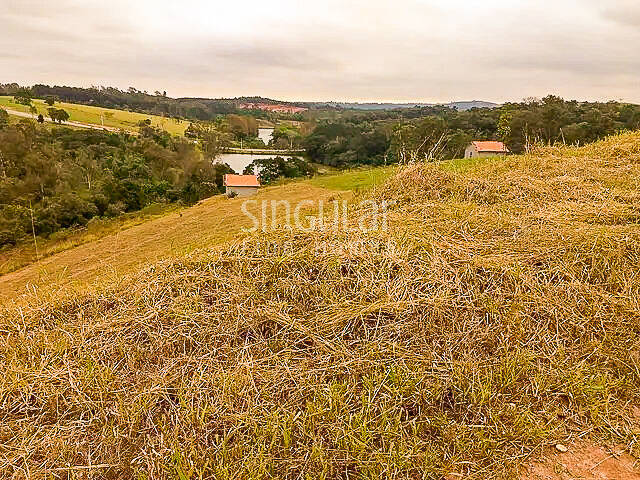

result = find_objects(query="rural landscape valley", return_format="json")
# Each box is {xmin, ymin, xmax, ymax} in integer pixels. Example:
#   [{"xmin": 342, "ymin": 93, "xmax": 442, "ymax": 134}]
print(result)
[{"xmin": 2, "ymin": 1, "xmax": 640, "ymax": 479}]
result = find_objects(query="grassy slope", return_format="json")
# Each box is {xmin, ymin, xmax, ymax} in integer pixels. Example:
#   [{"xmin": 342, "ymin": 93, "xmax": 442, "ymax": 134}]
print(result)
[
  {"xmin": 0, "ymin": 167, "xmax": 393, "ymax": 298},
  {"xmin": 310, "ymin": 165, "xmax": 397, "ymax": 191},
  {"xmin": 0, "ymin": 96, "xmax": 188, "ymax": 135},
  {"xmin": 0, "ymin": 180, "xmax": 359, "ymax": 301},
  {"xmin": 0, "ymin": 203, "xmax": 184, "ymax": 277},
  {"xmin": 1, "ymin": 136, "xmax": 640, "ymax": 478}
]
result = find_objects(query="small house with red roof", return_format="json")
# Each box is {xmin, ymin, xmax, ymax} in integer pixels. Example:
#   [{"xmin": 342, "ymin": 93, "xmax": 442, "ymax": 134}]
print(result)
[
  {"xmin": 224, "ymin": 174, "xmax": 260, "ymax": 197},
  {"xmin": 465, "ymin": 141, "xmax": 510, "ymax": 159}
]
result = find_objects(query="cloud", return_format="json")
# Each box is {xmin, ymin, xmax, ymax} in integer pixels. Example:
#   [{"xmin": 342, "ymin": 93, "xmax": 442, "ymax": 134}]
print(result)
[
  {"xmin": 0, "ymin": 0, "xmax": 639, "ymax": 103},
  {"xmin": 598, "ymin": 0, "xmax": 640, "ymax": 27}
]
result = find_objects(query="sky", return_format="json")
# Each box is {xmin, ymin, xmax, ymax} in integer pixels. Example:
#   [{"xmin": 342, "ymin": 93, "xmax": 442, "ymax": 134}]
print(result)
[{"xmin": 1, "ymin": 0, "xmax": 639, "ymax": 103}]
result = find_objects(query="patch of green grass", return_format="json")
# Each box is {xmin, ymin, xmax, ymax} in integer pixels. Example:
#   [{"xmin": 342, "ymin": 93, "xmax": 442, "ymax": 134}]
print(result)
[
  {"xmin": 439, "ymin": 155, "xmax": 503, "ymax": 172},
  {"xmin": 309, "ymin": 165, "xmax": 397, "ymax": 191}
]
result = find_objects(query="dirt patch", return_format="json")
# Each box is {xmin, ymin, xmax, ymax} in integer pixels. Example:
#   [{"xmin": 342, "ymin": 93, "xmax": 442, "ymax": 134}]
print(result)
[{"xmin": 522, "ymin": 444, "xmax": 640, "ymax": 480}]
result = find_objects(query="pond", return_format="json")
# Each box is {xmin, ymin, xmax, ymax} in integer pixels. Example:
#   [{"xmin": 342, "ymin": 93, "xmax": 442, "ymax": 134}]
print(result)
[{"xmin": 257, "ymin": 128, "xmax": 274, "ymax": 146}]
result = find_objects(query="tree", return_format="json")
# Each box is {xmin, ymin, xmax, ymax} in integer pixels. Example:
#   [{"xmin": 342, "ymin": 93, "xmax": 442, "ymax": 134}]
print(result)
[
  {"xmin": 390, "ymin": 117, "xmax": 449, "ymax": 163},
  {"xmin": 48, "ymin": 108, "xmax": 70, "ymax": 123},
  {"xmin": 184, "ymin": 123, "xmax": 233, "ymax": 159},
  {"xmin": 243, "ymin": 156, "xmax": 316, "ymax": 183},
  {"xmin": 13, "ymin": 88, "xmax": 32, "ymax": 106},
  {"xmin": 37, "ymin": 114, "xmax": 44, "ymax": 124},
  {"xmin": 44, "ymin": 96, "xmax": 56, "ymax": 106},
  {"xmin": 497, "ymin": 111, "xmax": 513, "ymax": 144}
]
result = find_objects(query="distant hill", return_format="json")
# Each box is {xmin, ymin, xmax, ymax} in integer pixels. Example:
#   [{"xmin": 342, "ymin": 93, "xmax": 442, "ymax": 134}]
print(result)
[{"xmin": 306, "ymin": 100, "xmax": 500, "ymax": 111}]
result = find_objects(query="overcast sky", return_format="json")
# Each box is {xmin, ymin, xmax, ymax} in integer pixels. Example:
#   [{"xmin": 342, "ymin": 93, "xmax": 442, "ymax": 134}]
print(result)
[{"xmin": 1, "ymin": 0, "xmax": 639, "ymax": 103}]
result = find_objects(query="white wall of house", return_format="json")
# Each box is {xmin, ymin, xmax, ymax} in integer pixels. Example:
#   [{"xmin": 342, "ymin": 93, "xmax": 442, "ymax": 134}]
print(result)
[
  {"xmin": 226, "ymin": 186, "xmax": 259, "ymax": 197},
  {"xmin": 464, "ymin": 144, "xmax": 478, "ymax": 158},
  {"xmin": 464, "ymin": 145, "xmax": 507, "ymax": 159}
]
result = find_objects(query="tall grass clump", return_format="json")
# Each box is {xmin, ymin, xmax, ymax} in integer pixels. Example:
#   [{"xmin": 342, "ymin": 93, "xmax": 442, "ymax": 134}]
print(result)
[{"xmin": 1, "ymin": 132, "xmax": 640, "ymax": 478}]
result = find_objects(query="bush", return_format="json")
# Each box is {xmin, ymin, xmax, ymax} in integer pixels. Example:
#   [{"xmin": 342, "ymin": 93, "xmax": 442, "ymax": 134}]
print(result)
[
  {"xmin": 0, "ymin": 205, "xmax": 31, "ymax": 245},
  {"xmin": 0, "ymin": 108, "xmax": 9, "ymax": 129},
  {"xmin": 105, "ymin": 201, "xmax": 126, "ymax": 218}
]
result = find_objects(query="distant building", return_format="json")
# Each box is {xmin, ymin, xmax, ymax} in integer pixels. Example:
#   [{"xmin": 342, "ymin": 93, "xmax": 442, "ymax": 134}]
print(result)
[
  {"xmin": 465, "ymin": 141, "xmax": 510, "ymax": 158},
  {"xmin": 237, "ymin": 102, "xmax": 307, "ymax": 114},
  {"xmin": 224, "ymin": 174, "xmax": 260, "ymax": 197}
]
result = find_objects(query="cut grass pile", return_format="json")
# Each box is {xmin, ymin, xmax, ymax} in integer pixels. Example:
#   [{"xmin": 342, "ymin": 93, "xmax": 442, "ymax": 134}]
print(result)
[
  {"xmin": 1, "ymin": 133, "xmax": 640, "ymax": 478},
  {"xmin": 0, "ymin": 96, "xmax": 188, "ymax": 135}
]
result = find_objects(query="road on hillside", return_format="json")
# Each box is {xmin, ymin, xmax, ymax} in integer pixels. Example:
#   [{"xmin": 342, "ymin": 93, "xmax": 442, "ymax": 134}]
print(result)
[{"xmin": 4, "ymin": 108, "xmax": 136, "ymax": 134}]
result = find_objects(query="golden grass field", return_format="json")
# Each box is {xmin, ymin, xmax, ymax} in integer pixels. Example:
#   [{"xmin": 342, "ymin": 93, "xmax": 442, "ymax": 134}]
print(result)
[
  {"xmin": 1, "ymin": 134, "xmax": 640, "ymax": 478},
  {"xmin": 0, "ymin": 96, "xmax": 189, "ymax": 135}
]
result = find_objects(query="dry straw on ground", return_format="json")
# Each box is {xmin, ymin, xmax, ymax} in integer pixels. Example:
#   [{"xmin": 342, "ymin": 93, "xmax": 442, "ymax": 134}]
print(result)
[{"xmin": 1, "ymin": 133, "xmax": 640, "ymax": 478}]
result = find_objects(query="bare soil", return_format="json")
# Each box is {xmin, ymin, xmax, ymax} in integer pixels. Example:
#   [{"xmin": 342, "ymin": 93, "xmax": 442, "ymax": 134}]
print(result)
[{"xmin": 522, "ymin": 443, "xmax": 640, "ymax": 480}]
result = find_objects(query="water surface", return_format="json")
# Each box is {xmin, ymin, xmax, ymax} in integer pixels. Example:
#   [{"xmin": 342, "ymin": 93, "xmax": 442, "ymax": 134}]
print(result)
[{"xmin": 258, "ymin": 128, "xmax": 274, "ymax": 145}]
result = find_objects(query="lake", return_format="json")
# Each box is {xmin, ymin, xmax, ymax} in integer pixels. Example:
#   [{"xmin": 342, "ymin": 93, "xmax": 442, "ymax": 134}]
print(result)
[
  {"xmin": 215, "ymin": 153, "xmax": 294, "ymax": 174},
  {"xmin": 258, "ymin": 128, "xmax": 274, "ymax": 145}
]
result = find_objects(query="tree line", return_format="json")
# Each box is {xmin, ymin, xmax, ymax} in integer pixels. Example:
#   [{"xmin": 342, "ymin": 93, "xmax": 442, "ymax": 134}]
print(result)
[
  {"xmin": 303, "ymin": 96, "xmax": 640, "ymax": 167},
  {"xmin": 0, "ymin": 83, "xmax": 307, "ymax": 123}
]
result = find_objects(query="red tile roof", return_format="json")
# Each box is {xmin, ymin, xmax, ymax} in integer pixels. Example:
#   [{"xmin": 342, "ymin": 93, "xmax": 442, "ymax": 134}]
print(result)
[
  {"xmin": 237, "ymin": 102, "xmax": 307, "ymax": 114},
  {"xmin": 472, "ymin": 141, "xmax": 509, "ymax": 153},
  {"xmin": 224, "ymin": 174, "xmax": 260, "ymax": 187}
]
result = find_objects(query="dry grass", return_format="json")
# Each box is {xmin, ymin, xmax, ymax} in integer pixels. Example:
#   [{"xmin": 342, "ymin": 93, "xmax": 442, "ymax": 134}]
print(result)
[
  {"xmin": 0, "ymin": 183, "xmax": 343, "ymax": 301},
  {"xmin": 0, "ymin": 204, "xmax": 184, "ymax": 277},
  {"xmin": 1, "ymin": 133, "xmax": 640, "ymax": 478}
]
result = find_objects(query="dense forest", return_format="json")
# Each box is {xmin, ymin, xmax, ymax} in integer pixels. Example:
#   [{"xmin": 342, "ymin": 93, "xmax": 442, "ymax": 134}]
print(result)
[
  {"xmin": 0, "ymin": 116, "xmax": 232, "ymax": 246},
  {"xmin": 304, "ymin": 96, "xmax": 640, "ymax": 166}
]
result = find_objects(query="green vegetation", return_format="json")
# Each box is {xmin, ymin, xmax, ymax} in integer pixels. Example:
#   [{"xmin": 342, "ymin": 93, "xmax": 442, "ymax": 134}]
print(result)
[
  {"xmin": 7, "ymin": 83, "xmax": 639, "ymax": 175},
  {"xmin": 304, "ymin": 96, "xmax": 640, "ymax": 167},
  {"xmin": 243, "ymin": 156, "xmax": 316, "ymax": 183},
  {"xmin": 304, "ymin": 120, "xmax": 391, "ymax": 167},
  {"xmin": 0, "ymin": 202, "xmax": 182, "ymax": 275},
  {"xmin": 0, "ymin": 120, "xmax": 232, "ymax": 247},
  {"xmin": 0, "ymin": 96, "xmax": 189, "ymax": 135},
  {"xmin": 1, "ymin": 132, "xmax": 639, "ymax": 477},
  {"xmin": 47, "ymin": 107, "xmax": 69, "ymax": 123},
  {"xmin": 12, "ymin": 88, "xmax": 32, "ymax": 106},
  {"xmin": 185, "ymin": 115, "xmax": 265, "ymax": 148},
  {"xmin": 270, "ymin": 123, "xmax": 306, "ymax": 149},
  {"xmin": 0, "ymin": 83, "xmax": 308, "ymax": 124},
  {"xmin": 0, "ymin": 166, "xmax": 387, "ymax": 277},
  {"xmin": 0, "ymin": 182, "xmax": 343, "ymax": 299},
  {"xmin": 309, "ymin": 165, "xmax": 396, "ymax": 191}
]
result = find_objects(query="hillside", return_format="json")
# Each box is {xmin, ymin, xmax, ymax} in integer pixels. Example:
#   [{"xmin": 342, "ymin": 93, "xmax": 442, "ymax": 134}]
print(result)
[
  {"xmin": 0, "ymin": 168, "xmax": 394, "ymax": 300},
  {"xmin": 1, "ymin": 134, "xmax": 640, "ymax": 478},
  {"xmin": 0, "ymin": 183, "xmax": 348, "ymax": 301},
  {"xmin": 311, "ymin": 100, "xmax": 500, "ymax": 111},
  {"xmin": 0, "ymin": 96, "xmax": 189, "ymax": 135}
]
